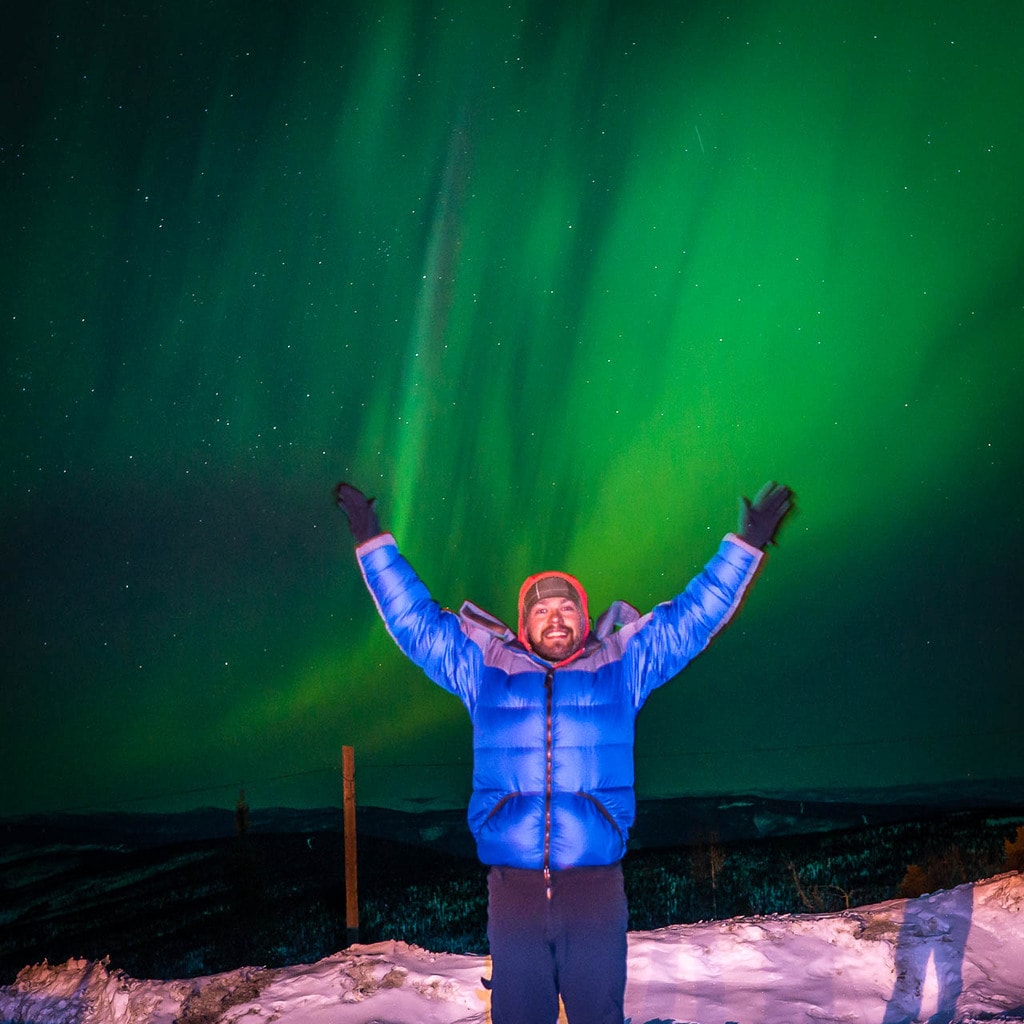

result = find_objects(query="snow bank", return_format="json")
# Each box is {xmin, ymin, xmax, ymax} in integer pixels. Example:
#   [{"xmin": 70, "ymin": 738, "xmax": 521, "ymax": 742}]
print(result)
[{"xmin": 2, "ymin": 873, "xmax": 1021, "ymax": 1024}]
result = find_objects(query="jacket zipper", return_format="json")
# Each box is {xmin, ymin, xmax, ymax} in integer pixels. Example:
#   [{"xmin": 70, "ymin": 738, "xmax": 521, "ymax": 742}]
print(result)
[{"xmin": 543, "ymin": 666, "xmax": 554, "ymax": 900}]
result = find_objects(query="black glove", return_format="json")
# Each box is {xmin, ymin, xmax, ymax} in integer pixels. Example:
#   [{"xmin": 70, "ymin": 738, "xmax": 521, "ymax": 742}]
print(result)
[
  {"xmin": 335, "ymin": 482, "xmax": 382, "ymax": 544},
  {"xmin": 739, "ymin": 481, "xmax": 794, "ymax": 549}
]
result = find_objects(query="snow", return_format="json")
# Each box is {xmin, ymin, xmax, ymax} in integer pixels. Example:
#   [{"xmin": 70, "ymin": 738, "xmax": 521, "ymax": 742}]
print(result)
[{"xmin": 2, "ymin": 873, "xmax": 1021, "ymax": 1024}]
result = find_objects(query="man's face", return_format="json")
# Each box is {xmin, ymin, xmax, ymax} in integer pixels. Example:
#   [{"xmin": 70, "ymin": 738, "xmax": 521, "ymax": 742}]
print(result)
[{"xmin": 526, "ymin": 596, "xmax": 583, "ymax": 661}]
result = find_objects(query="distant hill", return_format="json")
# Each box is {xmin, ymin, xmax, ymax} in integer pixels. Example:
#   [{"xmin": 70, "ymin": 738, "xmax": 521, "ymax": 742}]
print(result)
[
  {"xmin": 3, "ymin": 785, "xmax": 1023, "ymax": 985},
  {"xmin": 5, "ymin": 775, "xmax": 1021, "ymax": 854}
]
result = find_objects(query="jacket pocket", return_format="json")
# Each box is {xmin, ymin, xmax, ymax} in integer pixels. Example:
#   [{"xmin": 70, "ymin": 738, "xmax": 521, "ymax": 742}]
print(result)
[
  {"xmin": 482, "ymin": 791, "xmax": 521, "ymax": 825},
  {"xmin": 578, "ymin": 791, "xmax": 625, "ymax": 840}
]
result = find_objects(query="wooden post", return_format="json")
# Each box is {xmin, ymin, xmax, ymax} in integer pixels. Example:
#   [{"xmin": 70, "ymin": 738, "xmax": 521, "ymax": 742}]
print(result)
[{"xmin": 342, "ymin": 745, "xmax": 359, "ymax": 946}]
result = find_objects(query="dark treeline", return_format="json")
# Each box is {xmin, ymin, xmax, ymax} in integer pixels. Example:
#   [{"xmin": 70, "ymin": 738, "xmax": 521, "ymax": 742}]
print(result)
[{"xmin": 2, "ymin": 809, "xmax": 1022, "ymax": 984}]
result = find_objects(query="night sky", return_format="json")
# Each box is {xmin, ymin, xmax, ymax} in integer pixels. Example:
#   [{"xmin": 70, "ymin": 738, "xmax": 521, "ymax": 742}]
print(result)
[{"xmin": 3, "ymin": 1, "xmax": 1022, "ymax": 818}]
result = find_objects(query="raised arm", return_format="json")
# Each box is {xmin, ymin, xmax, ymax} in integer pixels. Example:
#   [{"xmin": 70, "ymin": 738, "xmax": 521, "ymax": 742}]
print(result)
[
  {"xmin": 335, "ymin": 482, "xmax": 481, "ymax": 704},
  {"xmin": 622, "ymin": 481, "xmax": 795, "ymax": 701}
]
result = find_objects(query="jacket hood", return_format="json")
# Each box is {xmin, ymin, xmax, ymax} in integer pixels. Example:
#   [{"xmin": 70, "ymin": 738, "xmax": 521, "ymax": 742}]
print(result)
[{"xmin": 517, "ymin": 570, "xmax": 590, "ymax": 662}]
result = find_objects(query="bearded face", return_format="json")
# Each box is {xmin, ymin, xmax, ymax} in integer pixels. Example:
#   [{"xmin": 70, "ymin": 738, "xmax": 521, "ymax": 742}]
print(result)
[{"xmin": 525, "ymin": 596, "xmax": 584, "ymax": 661}]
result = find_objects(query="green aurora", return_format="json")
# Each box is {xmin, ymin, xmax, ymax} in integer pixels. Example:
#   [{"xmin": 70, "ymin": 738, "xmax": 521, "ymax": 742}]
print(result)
[{"xmin": 2, "ymin": 0, "xmax": 1022, "ymax": 816}]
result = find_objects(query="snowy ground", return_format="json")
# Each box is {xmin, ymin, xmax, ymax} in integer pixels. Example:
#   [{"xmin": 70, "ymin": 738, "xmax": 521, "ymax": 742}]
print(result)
[{"xmin": 2, "ymin": 872, "xmax": 1021, "ymax": 1024}]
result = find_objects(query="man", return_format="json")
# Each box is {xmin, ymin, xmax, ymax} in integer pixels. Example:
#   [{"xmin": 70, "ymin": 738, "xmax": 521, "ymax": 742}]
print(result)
[{"xmin": 336, "ymin": 480, "xmax": 794, "ymax": 1024}]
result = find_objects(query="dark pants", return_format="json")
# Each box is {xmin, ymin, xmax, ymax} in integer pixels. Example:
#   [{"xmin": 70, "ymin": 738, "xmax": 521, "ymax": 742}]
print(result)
[{"xmin": 487, "ymin": 863, "xmax": 628, "ymax": 1024}]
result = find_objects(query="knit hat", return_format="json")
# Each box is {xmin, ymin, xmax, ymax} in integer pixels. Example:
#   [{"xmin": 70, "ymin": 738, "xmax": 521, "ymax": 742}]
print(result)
[
  {"xmin": 517, "ymin": 570, "xmax": 589, "ymax": 655},
  {"xmin": 521, "ymin": 575, "xmax": 580, "ymax": 615}
]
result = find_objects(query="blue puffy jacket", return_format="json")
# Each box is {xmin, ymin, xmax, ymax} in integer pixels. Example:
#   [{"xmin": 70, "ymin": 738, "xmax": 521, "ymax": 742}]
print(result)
[{"xmin": 356, "ymin": 532, "xmax": 763, "ymax": 871}]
